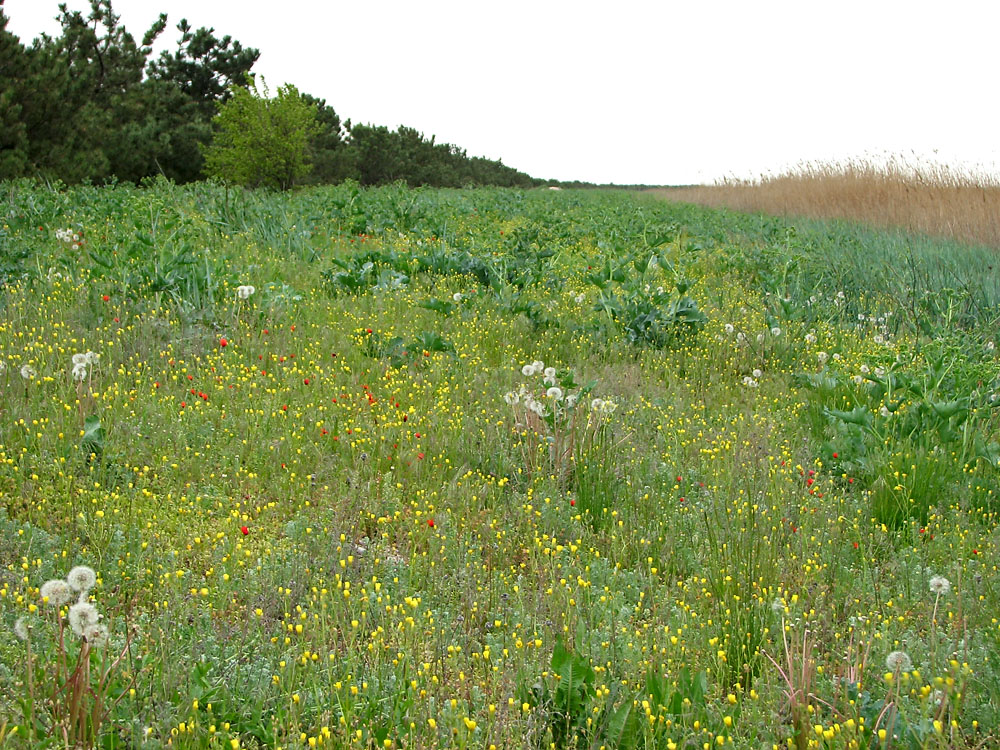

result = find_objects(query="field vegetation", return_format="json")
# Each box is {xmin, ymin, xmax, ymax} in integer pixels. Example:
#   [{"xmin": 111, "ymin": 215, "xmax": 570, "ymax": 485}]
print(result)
[
  {"xmin": 650, "ymin": 160, "xmax": 1000, "ymax": 249},
  {"xmin": 1, "ymin": 180, "xmax": 999, "ymax": 749}
]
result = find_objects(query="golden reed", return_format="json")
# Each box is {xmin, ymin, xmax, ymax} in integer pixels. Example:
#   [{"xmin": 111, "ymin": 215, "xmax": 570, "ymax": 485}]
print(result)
[{"xmin": 648, "ymin": 159, "xmax": 1000, "ymax": 249}]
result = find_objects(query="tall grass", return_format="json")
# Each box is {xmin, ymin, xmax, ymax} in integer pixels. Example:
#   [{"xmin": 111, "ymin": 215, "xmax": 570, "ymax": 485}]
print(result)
[{"xmin": 650, "ymin": 159, "xmax": 1000, "ymax": 249}]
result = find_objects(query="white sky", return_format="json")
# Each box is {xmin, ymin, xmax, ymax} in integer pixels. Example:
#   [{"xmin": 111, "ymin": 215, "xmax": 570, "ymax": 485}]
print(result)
[{"xmin": 6, "ymin": 0, "xmax": 1000, "ymax": 185}]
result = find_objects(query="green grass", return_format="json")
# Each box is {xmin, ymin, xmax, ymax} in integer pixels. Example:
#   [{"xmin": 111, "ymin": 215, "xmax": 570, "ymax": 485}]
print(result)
[{"xmin": 0, "ymin": 179, "xmax": 998, "ymax": 749}]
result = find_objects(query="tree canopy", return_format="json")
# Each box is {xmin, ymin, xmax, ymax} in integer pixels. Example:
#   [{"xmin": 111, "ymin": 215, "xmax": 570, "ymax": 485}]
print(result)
[{"xmin": 0, "ymin": 0, "xmax": 543, "ymax": 189}]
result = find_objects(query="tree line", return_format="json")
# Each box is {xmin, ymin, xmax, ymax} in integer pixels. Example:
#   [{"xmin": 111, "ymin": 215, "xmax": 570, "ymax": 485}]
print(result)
[{"xmin": 0, "ymin": 0, "xmax": 543, "ymax": 189}]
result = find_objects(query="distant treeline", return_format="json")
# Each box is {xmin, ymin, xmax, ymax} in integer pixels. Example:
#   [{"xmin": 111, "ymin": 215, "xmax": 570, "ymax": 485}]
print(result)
[{"xmin": 0, "ymin": 1, "xmax": 546, "ymax": 188}]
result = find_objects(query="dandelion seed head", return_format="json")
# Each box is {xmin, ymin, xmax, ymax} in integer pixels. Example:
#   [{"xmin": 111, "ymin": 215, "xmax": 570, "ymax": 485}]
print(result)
[
  {"xmin": 67, "ymin": 565, "xmax": 97, "ymax": 593},
  {"xmin": 13, "ymin": 617, "xmax": 31, "ymax": 641},
  {"xmin": 68, "ymin": 602, "xmax": 99, "ymax": 636},
  {"xmin": 929, "ymin": 575, "xmax": 951, "ymax": 595},
  {"xmin": 83, "ymin": 623, "xmax": 109, "ymax": 648},
  {"xmin": 40, "ymin": 579, "xmax": 72, "ymax": 607},
  {"xmin": 885, "ymin": 650, "xmax": 912, "ymax": 673}
]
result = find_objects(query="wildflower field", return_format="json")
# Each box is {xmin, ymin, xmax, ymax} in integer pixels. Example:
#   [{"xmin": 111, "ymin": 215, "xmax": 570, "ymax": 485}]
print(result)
[{"xmin": 2, "ymin": 180, "xmax": 1000, "ymax": 749}]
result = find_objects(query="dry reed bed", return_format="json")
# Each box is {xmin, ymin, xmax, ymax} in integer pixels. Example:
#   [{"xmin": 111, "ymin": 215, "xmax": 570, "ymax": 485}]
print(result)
[{"xmin": 649, "ymin": 163, "xmax": 1000, "ymax": 249}]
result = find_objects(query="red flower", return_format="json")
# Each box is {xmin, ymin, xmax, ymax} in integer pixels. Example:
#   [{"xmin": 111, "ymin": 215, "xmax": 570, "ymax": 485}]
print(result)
[
  {"xmin": 102, "ymin": 295, "xmax": 110, "ymax": 302},
  {"xmin": 427, "ymin": 519, "xmax": 434, "ymax": 527},
  {"xmin": 417, "ymin": 452, "xmax": 425, "ymax": 460},
  {"xmin": 220, "ymin": 338, "xmax": 228, "ymax": 347},
  {"xmin": 241, "ymin": 526, "xmax": 249, "ymax": 535},
  {"xmin": 303, "ymin": 378, "xmax": 310, "ymax": 385},
  {"xmin": 832, "ymin": 452, "xmax": 838, "ymax": 458},
  {"xmin": 570, "ymin": 500, "xmax": 576, "ymax": 506}
]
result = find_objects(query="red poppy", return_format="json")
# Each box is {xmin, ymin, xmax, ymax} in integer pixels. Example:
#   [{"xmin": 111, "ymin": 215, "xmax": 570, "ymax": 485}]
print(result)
[
  {"xmin": 427, "ymin": 519, "xmax": 434, "ymax": 527},
  {"xmin": 220, "ymin": 338, "xmax": 228, "ymax": 347},
  {"xmin": 241, "ymin": 526, "xmax": 249, "ymax": 536}
]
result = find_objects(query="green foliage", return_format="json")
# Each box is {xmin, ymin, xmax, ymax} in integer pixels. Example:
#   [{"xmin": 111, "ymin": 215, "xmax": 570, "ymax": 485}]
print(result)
[
  {"xmin": 589, "ymin": 247, "xmax": 708, "ymax": 348},
  {"xmin": 203, "ymin": 78, "xmax": 319, "ymax": 190},
  {"xmin": 520, "ymin": 640, "xmax": 597, "ymax": 749}
]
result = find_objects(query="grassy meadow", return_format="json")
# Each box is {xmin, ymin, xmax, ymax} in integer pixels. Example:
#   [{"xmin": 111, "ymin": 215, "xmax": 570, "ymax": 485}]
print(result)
[{"xmin": 1, "ymin": 180, "xmax": 999, "ymax": 749}]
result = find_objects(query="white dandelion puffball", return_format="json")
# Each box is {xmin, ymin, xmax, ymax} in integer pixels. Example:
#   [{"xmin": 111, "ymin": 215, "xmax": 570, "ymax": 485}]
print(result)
[
  {"xmin": 14, "ymin": 617, "xmax": 31, "ymax": 641},
  {"xmin": 565, "ymin": 394, "xmax": 578, "ymax": 408},
  {"xmin": 83, "ymin": 623, "xmax": 109, "ymax": 648},
  {"xmin": 735, "ymin": 332, "xmax": 746, "ymax": 345},
  {"xmin": 929, "ymin": 575, "xmax": 951, "ymax": 596},
  {"xmin": 724, "ymin": 323, "xmax": 734, "ymax": 334},
  {"xmin": 452, "ymin": 292, "xmax": 463, "ymax": 302},
  {"xmin": 546, "ymin": 386, "xmax": 563, "ymax": 401},
  {"xmin": 67, "ymin": 565, "xmax": 97, "ymax": 593},
  {"xmin": 521, "ymin": 364, "xmax": 536, "ymax": 377},
  {"xmin": 68, "ymin": 602, "xmax": 99, "ymax": 636},
  {"xmin": 817, "ymin": 351, "xmax": 829, "ymax": 365},
  {"xmin": 885, "ymin": 650, "xmax": 912, "ymax": 673},
  {"xmin": 805, "ymin": 332, "xmax": 817, "ymax": 345},
  {"xmin": 770, "ymin": 326, "xmax": 782, "ymax": 336},
  {"xmin": 752, "ymin": 369, "xmax": 763, "ymax": 379},
  {"xmin": 574, "ymin": 293, "xmax": 585, "ymax": 304},
  {"xmin": 236, "ymin": 284, "xmax": 256, "ymax": 300},
  {"xmin": 531, "ymin": 360, "xmax": 544, "ymax": 373},
  {"xmin": 20, "ymin": 364, "xmax": 36, "ymax": 380},
  {"xmin": 72, "ymin": 353, "xmax": 88, "ymax": 366},
  {"xmin": 543, "ymin": 367, "xmax": 556, "ymax": 380},
  {"xmin": 600, "ymin": 399, "xmax": 618, "ymax": 414},
  {"xmin": 84, "ymin": 351, "xmax": 99, "ymax": 365},
  {"xmin": 72, "ymin": 363, "xmax": 88, "ymax": 382},
  {"xmin": 590, "ymin": 398, "xmax": 605, "ymax": 412},
  {"xmin": 503, "ymin": 391, "xmax": 518, "ymax": 406},
  {"xmin": 40, "ymin": 579, "xmax": 73, "ymax": 607}
]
